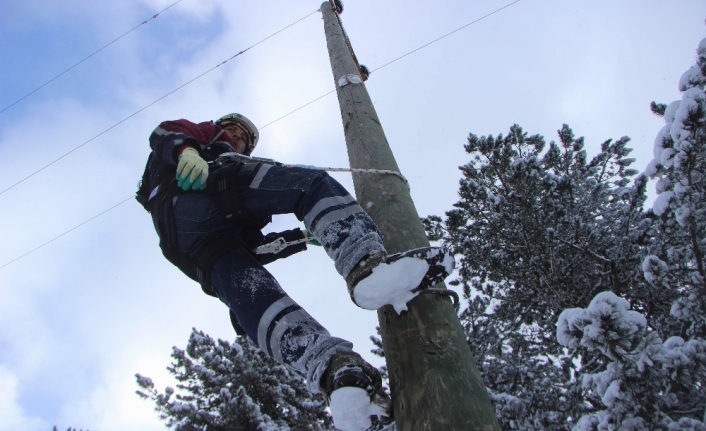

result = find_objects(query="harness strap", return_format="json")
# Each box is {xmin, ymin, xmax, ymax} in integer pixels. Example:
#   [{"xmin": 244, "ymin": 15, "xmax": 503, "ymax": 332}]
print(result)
[
  {"xmin": 151, "ymin": 162, "xmax": 269, "ymax": 297},
  {"xmin": 209, "ymin": 162, "xmax": 263, "ymax": 224}
]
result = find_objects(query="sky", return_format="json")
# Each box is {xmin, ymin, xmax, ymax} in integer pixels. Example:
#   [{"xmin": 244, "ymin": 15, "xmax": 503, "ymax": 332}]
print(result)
[{"xmin": 0, "ymin": 1, "xmax": 704, "ymax": 429}]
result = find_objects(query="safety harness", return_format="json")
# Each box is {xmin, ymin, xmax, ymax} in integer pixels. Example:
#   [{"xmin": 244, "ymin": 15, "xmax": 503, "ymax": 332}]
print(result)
[{"xmin": 145, "ymin": 160, "xmax": 270, "ymax": 298}]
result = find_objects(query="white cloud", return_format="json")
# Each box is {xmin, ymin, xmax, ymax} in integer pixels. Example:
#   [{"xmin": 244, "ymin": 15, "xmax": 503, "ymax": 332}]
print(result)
[
  {"xmin": 55, "ymin": 350, "xmax": 173, "ymax": 431},
  {"xmin": 0, "ymin": 366, "xmax": 49, "ymax": 431}
]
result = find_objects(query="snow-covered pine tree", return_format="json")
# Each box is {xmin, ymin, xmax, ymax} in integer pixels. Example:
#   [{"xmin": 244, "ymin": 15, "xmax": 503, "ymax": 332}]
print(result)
[
  {"xmin": 557, "ymin": 34, "xmax": 706, "ymax": 430},
  {"xmin": 423, "ymin": 124, "xmax": 653, "ymax": 429},
  {"xmin": 554, "ymin": 34, "xmax": 706, "ymax": 431},
  {"xmin": 136, "ymin": 328, "xmax": 335, "ymax": 431},
  {"xmin": 645, "ymin": 36, "xmax": 706, "ymax": 342},
  {"xmin": 557, "ymin": 291, "xmax": 706, "ymax": 430},
  {"xmin": 516, "ymin": 35, "xmax": 706, "ymax": 431}
]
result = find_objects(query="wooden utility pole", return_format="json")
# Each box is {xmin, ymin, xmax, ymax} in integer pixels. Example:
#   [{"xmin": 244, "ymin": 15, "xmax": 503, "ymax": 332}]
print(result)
[{"xmin": 321, "ymin": 3, "xmax": 500, "ymax": 430}]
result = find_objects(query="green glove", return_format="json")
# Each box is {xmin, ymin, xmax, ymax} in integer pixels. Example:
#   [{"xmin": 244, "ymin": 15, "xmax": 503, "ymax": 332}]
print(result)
[
  {"xmin": 176, "ymin": 148, "xmax": 208, "ymax": 191},
  {"xmin": 303, "ymin": 229, "xmax": 321, "ymax": 246}
]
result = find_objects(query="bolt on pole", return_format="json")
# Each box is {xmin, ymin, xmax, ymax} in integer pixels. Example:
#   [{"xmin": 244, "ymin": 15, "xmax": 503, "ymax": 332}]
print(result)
[{"xmin": 320, "ymin": 3, "xmax": 500, "ymax": 430}]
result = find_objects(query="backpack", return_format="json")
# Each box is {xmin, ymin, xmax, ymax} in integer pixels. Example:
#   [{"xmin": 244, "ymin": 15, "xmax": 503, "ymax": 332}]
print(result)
[{"xmin": 135, "ymin": 153, "xmax": 153, "ymax": 211}]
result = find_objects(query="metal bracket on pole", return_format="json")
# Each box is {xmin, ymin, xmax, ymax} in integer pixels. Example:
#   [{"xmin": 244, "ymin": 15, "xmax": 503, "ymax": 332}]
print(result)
[{"xmin": 338, "ymin": 74, "xmax": 363, "ymax": 87}]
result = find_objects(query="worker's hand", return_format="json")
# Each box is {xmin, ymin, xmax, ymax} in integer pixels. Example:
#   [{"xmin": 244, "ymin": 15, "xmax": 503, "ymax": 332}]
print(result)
[
  {"xmin": 303, "ymin": 229, "xmax": 321, "ymax": 246},
  {"xmin": 176, "ymin": 148, "xmax": 208, "ymax": 191}
]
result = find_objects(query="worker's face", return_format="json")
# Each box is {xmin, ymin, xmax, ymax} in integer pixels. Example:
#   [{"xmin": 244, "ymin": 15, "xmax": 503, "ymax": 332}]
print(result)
[{"xmin": 223, "ymin": 125, "xmax": 249, "ymax": 154}]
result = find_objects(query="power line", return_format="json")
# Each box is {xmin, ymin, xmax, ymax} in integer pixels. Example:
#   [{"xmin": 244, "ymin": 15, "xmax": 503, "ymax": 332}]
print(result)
[
  {"xmin": 260, "ymin": 90, "xmax": 336, "ymax": 129},
  {"xmin": 1, "ymin": 2, "xmax": 517, "ymax": 195},
  {"xmin": 256, "ymin": 1, "xmax": 521, "ymax": 128},
  {"xmin": 0, "ymin": 0, "xmax": 186, "ymax": 115},
  {"xmin": 0, "ymin": 196, "xmax": 134, "ymax": 270},
  {"xmin": 371, "ymin": 0, "xmax": 521, "ymax": 73},
  {"xmin": 0, "ymin": 2, "xmax": 521, "ymax": 270},
  {"xmin": 0, "ymin": 8, "xmax": 320, "ymax": 197}
]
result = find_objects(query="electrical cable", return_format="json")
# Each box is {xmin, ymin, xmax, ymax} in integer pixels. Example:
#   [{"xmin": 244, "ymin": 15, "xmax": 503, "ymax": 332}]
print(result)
[
  {"xmin": 0, "ymin": 8, "xmax": 319, "ymax": 197},
  {"xmin": 1, "ymin": 1, "xmax": 518, "ymax": 195},
  {"xmin": 0, "ymin": 3, "xmax": 521, "ymax": 270},
  {"xmin": 260, "ymin": 90, "xmax": 335, "ymax": 129},
  {"xmin": 370, "ymin": 1, "xmax": 521, "ymax": 73},
  {"xmin": 254, "ymin": 0, "xmax": 521, "ymax": 129},
  {"xmin": 0, "ymin": 196, "xmax": 134, "ymax": 270},
  {"xmin": 0, "ymin": 0, "xmax": 186, "ymax": 115}
]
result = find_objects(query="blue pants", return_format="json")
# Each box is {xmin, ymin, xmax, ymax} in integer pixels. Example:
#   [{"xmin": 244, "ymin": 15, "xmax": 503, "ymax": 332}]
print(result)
[{"xmin": 162, "ymin": 162, "xmax": 385, "ymax": 392}]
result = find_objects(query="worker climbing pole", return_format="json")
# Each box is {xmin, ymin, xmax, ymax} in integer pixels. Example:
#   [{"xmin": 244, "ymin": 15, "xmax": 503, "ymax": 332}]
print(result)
[{"xmin": 320, "ymin": 2, "xmax": 501, "ymax": 430}]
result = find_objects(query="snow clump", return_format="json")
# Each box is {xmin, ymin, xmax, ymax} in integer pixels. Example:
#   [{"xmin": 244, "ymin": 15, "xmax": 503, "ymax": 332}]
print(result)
[
  {"xmin": 329, "ymin": 387, "xmax": 386, "ymax": 431},
  {"xmin": 652, "ymin": 191, "xmax": 673, "ymax": 216},
  {"xmin": 642, "ymin": 255, "xmax": 669, "ymax": 284}
]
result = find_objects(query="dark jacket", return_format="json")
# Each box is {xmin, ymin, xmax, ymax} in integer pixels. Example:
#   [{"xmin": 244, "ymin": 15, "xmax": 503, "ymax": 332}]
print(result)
[
  {"xmin": 141, "ymin": 119, "xmax": 306, "ymax": 268},
  {"xmin": 147, "ymin": 119, "xmax": 236, "ymax": 194}
]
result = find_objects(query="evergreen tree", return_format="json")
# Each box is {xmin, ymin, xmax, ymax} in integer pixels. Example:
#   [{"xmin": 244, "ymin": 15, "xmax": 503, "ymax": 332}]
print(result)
[
  {"xmin": 557, "ymin": 291, "xmax": 706, "ymax": 430},
  {"xmin": 645, "ymin": 36, "xmax": 706, "ymax": 341},
  {"xmin": 424, "ymin": 122, "xmax": 651, "ymax": 429},
  {"xmin": 556, "ymin": 34, "xmax": 706, "ymax": 431},
  {"xmin": 422, "ymin": 33, "xmax": 706, "ymax": 431},
  {"xmin": 136, "ymin": 328, "xmax": 335, "ymax": 431}
]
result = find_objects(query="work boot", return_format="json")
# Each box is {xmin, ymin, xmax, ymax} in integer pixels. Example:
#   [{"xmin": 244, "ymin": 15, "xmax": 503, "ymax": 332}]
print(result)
[
  {"xmin": 346, "ymin": 246, "xmax": 455, "ymax": 313},
  {"xmin": 321, "ymin": 351, "xmax": 393, "ymax": 431},
  {"xmin": 345, "ymin": 251, "xmax": 387, "ymax": 293}
]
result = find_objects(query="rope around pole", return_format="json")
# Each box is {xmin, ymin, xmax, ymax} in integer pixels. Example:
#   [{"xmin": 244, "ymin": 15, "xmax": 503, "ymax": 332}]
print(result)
[
  {"xmin": 318, "ymin": 167, "xmax": 409, "ymax": 189},
  {"xmin": 0, "ymin": 163, "xmax": 407, "ymax": 269},
  {"xmin": 215, "ymin": 153, "xmax": 411, "ymax": 189}
]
